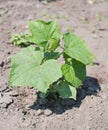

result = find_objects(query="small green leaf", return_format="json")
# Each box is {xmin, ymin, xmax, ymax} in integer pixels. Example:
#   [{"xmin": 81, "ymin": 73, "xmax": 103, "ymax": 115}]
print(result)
[
  {"xmin": 0, "ymin": 10, "xmax": 5, "ymax": 16},
  {"xmin": 12, "ymin": 33, "xmax": 31, "ymax": 46},
  {"xmin": 61, "ymin": 59, "xmax": 86, "ymax": 88},
  {"xmin": 63, "ymin": 32, "xmax": 94, "ymax": 65},
  {"xmin": 55, "ymin": 81, "xmax": 77, "ymax": 100},
  {"xmin": 29, "ymin": 20, "xmax": 60, "ymax": 51},
  {"xmin": 9, "ymin": 46, "xmax": 62, "ymax": 93},
  {"xmin": 63, "ymin": 53, "xmax": 72, "ymax": 63}
]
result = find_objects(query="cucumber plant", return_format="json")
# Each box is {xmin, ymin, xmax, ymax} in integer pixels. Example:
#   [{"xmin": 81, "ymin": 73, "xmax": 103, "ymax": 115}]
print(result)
[{"xmin": 9, "ymin": 20, "xmax": 94, "ymax": 100}]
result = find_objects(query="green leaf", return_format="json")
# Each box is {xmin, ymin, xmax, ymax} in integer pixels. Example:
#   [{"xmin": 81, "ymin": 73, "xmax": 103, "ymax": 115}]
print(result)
[
  {"xmin": 0, "ymin": 10, "xmax": 5, "ymax": 16},
  {"xmin": 29, "ymin": 20, "xmax": 60, "ymax": 51},
  {"xmin": 9, "ymin": 46, "xmax": 62, "ymax": 93},
  {"xmin": 63, "ymin": 32, "xmax": 94, "ymax": 65},
  {"xmin": 61, "ymin": 59, "xmax": 86, "ymax": 88},
  {"xmin": 63, "ymin": 53, "xmax": 72, "ymax": 63},
  {"xmin": 55, "ymin": 81, "xmax": 77, "ymax": 100},
  {"xmin": 12, "ymin": 33, "xmax": 31, "ymax": 46}
]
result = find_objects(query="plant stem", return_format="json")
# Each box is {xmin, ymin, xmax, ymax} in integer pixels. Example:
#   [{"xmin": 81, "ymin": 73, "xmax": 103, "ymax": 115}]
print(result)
[{"xmin": 50, "ymin": 85, "xmax": 58, "ymax": 100}]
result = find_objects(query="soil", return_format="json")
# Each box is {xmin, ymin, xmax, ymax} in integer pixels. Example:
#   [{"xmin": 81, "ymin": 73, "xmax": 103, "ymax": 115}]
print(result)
[{"xmin": 0, "ymin": 0, "xmax": 108, "ymax": 130}]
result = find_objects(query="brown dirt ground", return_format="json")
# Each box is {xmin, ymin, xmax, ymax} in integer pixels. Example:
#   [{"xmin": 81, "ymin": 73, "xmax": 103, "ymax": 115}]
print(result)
[{"xmin": 0, "ymin": 0, "xmax": 108, "ymax": 130}]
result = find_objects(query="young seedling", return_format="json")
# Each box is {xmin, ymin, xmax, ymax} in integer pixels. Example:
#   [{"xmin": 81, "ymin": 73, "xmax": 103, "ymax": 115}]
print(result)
[
  {"xmin": 0, "ymin": 10, "xmax": 5, "ymax": 17},
  {"xmin": 12, "ymin": 33, "xmax": 31, "ymax": 46},
  {"xmin": 96, "ymin": 13, "xmax": 103, "ymax": 21},
  {"xmin": 9, "ymin": 20, "xmax": 94, "ymax": 100}
]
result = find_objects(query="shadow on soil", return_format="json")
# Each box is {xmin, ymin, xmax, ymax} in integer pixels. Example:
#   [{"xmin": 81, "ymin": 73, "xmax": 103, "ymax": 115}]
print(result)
[{"xmin": 29, "ymin": 76, "xmax": 101, "ymax": 114}]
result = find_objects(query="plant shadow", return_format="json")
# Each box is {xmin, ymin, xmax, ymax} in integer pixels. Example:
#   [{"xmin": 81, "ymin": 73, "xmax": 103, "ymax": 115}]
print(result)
[{"xmin": 29, "ymin": 76, "xmax": 101, "ymax": 114}]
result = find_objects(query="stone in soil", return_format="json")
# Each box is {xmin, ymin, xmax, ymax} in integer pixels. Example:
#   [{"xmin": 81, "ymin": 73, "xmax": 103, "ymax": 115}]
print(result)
[
  {"xmin": 0, "ymin": 94, "xmax": 13, "ymax": 108},
  {"xmin": 44, "ymin": 109, "xmax": 53, "ymax": 116},
  {"xmin": 0, "ymin": 85, "xmax": 8, "ymax": 92},
  {"xmin": 36, "ymin": 109, "xmax": 43, "ymax": 116},
  {"xmin": 6, "ymin": 90, "xmax": 19, "ymax": 97}
]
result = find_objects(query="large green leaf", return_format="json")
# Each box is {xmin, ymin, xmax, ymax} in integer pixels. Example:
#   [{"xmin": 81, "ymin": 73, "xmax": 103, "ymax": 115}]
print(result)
[
  {"xmin": 61, "ymin": 59, "xmax": 86, "ymax": 88},
  {"xmin": 9, "ymin": 46, "xmax": 62, "ymax": 93},
  {"xmin": 29, "ymin": 20, "xmax": 60, "ymax": 51},
  {"xmin": 63, "ymin": 32, "xmax": 94, "ymax": 65},
  {"xmin": 55, "ymin": 81, "xmax": 77, "ymax": 100}
]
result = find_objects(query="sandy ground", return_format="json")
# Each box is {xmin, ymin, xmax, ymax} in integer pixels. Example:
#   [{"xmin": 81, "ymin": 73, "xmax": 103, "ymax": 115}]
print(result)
[{"xmin": 0, "ymin": 0, "xmax": 108, "ymax": 130}]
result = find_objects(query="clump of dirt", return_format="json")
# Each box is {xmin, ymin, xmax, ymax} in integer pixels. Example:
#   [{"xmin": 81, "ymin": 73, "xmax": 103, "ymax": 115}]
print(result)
[{"xmin": 0, "ymin": 0, "xmax": 108, "ymax": 130}]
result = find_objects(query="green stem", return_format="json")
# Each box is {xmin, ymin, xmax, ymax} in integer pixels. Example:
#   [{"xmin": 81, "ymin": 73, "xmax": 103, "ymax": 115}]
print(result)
[
  {"xmin": 50, "ymin": 85, "xmax": 58, "ymax": 100},
  {"xmin": 59, "ymin": 51, "xmax": 63, "ymax": 57},
  {"xmin": 50, "ymin": 50, "xmax": 54, "ymax": 59}
]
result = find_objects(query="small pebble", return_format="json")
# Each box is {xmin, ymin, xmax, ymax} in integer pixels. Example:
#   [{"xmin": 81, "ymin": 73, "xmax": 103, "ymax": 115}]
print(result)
[
  {"xmin": 0, "ymin": 94, "xmax": 13, "ymax": 108},
  {"xmin": 0, "ymin": 85, "xmax": 8, "ymax": 92},
  {"xmin": 0, "ymin": 102, "xmax": 7, "ymax": 108},
  {"xmin": 44, "ymin": 109, "xmax": 53, "ymax": 116},
  {"xmin": 6, "ymin": 90, "xmax": 19, "ymax": 97},
  {"xmin": 36, "ymin": 109, "xmax": 43, "ymax": 116}
]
